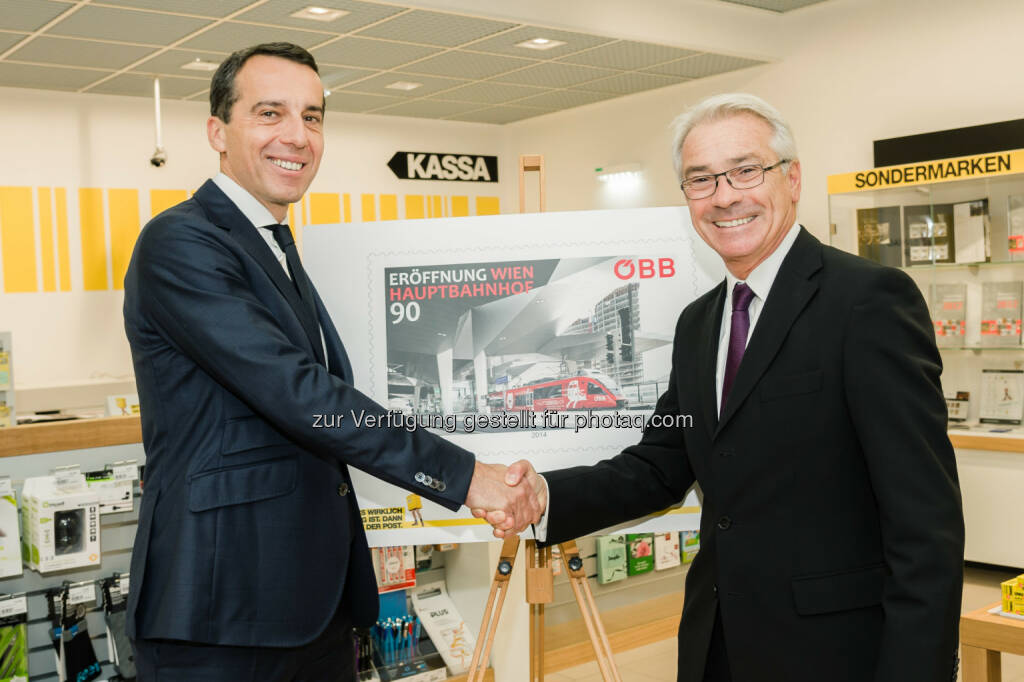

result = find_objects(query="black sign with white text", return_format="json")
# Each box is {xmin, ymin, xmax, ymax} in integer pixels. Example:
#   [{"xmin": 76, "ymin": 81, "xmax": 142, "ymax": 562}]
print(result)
[{"xmin": 387, "ymin": 151, "xmax": 498, "ymax": 183}]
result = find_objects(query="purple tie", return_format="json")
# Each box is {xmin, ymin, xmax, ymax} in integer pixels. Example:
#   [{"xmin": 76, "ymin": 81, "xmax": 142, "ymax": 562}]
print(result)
[{"xmin": 721, "ymin": 282, "xmax": 755, "ymax": 412}]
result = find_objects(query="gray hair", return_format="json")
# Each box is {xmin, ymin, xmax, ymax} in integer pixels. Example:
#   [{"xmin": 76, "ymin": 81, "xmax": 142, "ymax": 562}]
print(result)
[{"xmin": 670, "ymin": 93, "xmax": 798, "ymax": 181}]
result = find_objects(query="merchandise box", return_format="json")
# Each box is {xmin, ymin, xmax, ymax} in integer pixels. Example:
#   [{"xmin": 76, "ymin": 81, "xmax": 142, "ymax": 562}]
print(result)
[
  {"xmin": 596, "ymin": 535, "xmax": 627, "ymax": 585},
  {"xmin": 681, "ymin": 531, "xmax": 700, "ymax": 563},
  {"xmin": 855, "ymin": 206, "xmax": 902, "ymax": 267},
  {"xmin": 0, "ymin": 478, "xmax": 21, "ymax": 578},
  {"xmin": 410, "ymin": 580, "xmax": 475, "ymax": 675},
  {"xmin": 980, "ymin": 281, "xmax": 1022, "ymax": 347},
  {"xmin": 375, "ymin": 638, "xmax": 446, "ymax": 682},
  {"xmin": 654, "ymin": 532, "xmax": 681, "ymax": 571},
  {"xmin": 952, "ymin": 199, "xmax": 990, "ymax": 263},
  {"xmin": 929, "ymin": 284, "xmax": 967, "ymax": 348},
  {"xmin": 0, "ymin": 594, "xmax": 28, "ymax": 682},
  {"xmin": 105, "ymin": 393, "xmax": 140, "ymax": 417},
  {"xmin": 626, "ymin": 533, "xmax": 654, "ymax": 576},
  {"xmin": 1009, "ymin": 194, "xmax": 1024, "ymax": 259},
  {"xmin": 84, "ymin": 465, "xmax": 136, "ymax": 515},
  {"xmin": 372, "ymin": 545, "xmax": 416, "ymax": 594},
  {"xmin": 20, "ymin": 474, "xmax": 101, "ymax": 573},
  {"xmin": 0, "ymin": 333, "xmax": 11, "ymax": 429},
  {"xmin": 903, "ymin": 203, "xmax": 955, "ymax": 264}
]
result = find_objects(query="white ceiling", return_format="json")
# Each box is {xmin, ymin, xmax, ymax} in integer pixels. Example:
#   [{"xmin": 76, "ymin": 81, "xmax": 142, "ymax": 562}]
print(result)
[{"xmin": 0, "ymin": 0, "xmax": 832, "ymax": 124}]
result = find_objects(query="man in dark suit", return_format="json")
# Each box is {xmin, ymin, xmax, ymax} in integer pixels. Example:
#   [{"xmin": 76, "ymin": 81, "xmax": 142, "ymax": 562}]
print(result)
[
  {"xmin": 500, "ymin": 94, "xmax": 964, "ymax": 681},
  {"xmin": 123, "ymin": 43, "xmax": 543, "ymax": 680}
]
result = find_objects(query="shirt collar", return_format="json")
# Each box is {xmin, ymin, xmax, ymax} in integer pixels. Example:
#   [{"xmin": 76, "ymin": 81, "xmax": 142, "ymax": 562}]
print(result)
[
  {"xmin": 212, "ymin": 172, "xmax": 280, "ymax": 228},
  {"xmin": 724, "ymin": 222, "xmax": 802, "ymax": 302}
]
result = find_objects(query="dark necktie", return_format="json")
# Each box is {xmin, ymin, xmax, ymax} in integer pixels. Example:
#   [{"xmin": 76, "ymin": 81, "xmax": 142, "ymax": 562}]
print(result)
[
  {"xmin": 721, "ymin": 282, "xmax": 755, "ymax": 412},
  {"xmin": 264, "ymin": 224, "xmax": 325, "ymax": 366}
]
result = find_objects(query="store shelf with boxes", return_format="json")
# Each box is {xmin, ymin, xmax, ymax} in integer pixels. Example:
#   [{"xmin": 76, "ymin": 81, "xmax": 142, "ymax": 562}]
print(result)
[{"xmin": 828, "ymin": 149, "xmax": 1024, "ymax": 568}]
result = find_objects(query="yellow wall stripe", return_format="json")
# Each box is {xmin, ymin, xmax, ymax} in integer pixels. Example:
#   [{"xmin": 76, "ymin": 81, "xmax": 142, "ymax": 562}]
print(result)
[
  {"xmin": 309, "ymin": 192, "xmax": 340, "ymax": 224},
  {"xmin": 38, "ymin": 188, "xmax": 56, "ymax": 292},
  {"xmin": 405, "ymin": 195, "xmax": 425, "ymax": 220},
  {"xmin": 432, "ymin": 195, "xmax": 444, "ymax": 218},
  {"xmin": 150, "ymin": 189, "xmax": 187, "ymax": 217},
  {"xmin": 0, "ymin": 186, "xmax": 38, "ymax": 293},
  {"xmin": 108, "ymin": 189, "xmax": 140, "ymax": 291},
  {"xmin": 55, "ymin": 188, "xmax": 70, "ymax": 291},
  {"xmin": 380, "ymin": 194, "xmax": 397, "ymax": 221},
  {"xmin": 343, "ymin": 194, "xmax": 352, "ymax": 223},
  {"xmin": 79, "ymin": 188, "xmax": 108, "ymax": 291},
  {"xmin": 451, "ymin": 196, "xmax": 469, "ymax": 217},
  {"xmin": 361, "ymin": 194, "xmax": 376, "ymax": 222},
  {"xmin": 476, "ymin": 196, "xmax": 500, "ymax": 216}
]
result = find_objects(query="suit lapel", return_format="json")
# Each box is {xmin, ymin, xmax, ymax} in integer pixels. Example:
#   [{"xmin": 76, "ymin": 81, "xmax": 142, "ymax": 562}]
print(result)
[
  {"xmin": 714, "ymin": 228, "xmax": 822, "ymax": 437},
  {"xmin": 697, "ymin": 282, "xmax": 726, "ymax": 438},
  {"xmin": 193, "ymin": 180, "xmax": 325, "ymax": 364},
  {"xmin": 313, "ymin": 289, "xmax": 353, "ymax": 382}
]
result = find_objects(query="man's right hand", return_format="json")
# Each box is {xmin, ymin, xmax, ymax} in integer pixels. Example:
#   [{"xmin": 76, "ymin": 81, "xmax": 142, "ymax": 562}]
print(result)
[{"xmin": 464, "ymin": 460, "xmax": 545, "ymax": 539}]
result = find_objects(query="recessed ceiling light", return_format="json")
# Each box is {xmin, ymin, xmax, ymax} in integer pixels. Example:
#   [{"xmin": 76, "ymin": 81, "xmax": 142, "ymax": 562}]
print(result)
[
  {"xmin": 180, "ymin": 58, "xmax": 219, "ymax": 72},
  {"xmin": 386, "ymin": 81, "xmax": 423, "ymax": 91},
  {"xmin": 515, "ymin": 38, "xmax": 567, "ymax": 51},
  {"xmin": 290, "ymin": 6, "xmax": 350, "ymax": 22}
]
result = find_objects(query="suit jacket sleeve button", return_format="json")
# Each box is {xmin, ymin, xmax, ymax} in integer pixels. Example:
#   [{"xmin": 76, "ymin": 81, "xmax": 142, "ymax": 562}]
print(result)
[
  {"xmin": 414, "ymin": 472, "xmax": 425, "ymax": 483},
  {"xmin": 717, "ymin": 516, "xmax": 731, "ymax": 530},
  {"xmin": 437, "ymin": 481, "xmax": 446, "ymax": 492}
]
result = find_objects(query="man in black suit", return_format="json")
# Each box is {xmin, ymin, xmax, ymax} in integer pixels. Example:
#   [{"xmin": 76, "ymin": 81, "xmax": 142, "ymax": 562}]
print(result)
[
  {"xmin": 499, "ymin": 94, "xmax": 964, "ymax": 681},
  {"xmin": 123, "ymin": 43, "xmax": 543, "ymax": 680}
]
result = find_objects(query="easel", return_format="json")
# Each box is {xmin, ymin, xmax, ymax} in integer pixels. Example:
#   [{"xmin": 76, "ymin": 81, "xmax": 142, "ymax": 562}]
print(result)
[{"xmin": 466, "ymin": 156, "xmax": 622, "ymax": 682}]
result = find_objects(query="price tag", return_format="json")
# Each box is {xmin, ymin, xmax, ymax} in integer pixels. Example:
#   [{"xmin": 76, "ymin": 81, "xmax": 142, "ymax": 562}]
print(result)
[
  {"xmin": 110, "ymin": 464, "xmax": 138, "ymax": 482},
  {"xmin": 67, "ymin": 583, "xmax": 96, "ymax": 606},
  {"xmin": 0, "ymin": 476, "xmax": 12, "ymax": 495},
  {"xmin": 0, "ymin": 595, "xmax": 27, "ymax": 617},
  {"xmin": 119, "ymin": 575, "xmax": 130, "ymax": 595},
  {"xmin": 53, "ymin": 466, "xmax": 82, "ymax": 488}
]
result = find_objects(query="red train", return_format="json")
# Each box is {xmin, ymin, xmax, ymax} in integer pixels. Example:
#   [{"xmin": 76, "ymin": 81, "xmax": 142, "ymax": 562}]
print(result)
[{"xmin": 487, "ymin": 370, "xmax": 628, "ymax": 412}]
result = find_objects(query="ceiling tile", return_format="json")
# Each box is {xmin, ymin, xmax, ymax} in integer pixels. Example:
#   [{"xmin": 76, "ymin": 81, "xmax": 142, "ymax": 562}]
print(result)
[
  {"xmin": 178, "ymin": 21, "xmax": 330, "ymax": 53},
  {"xmin": 320, "ymin": 65, "xmax": 379, "ymax": 90},
  {"xmin": 0, "ymin": 0, "xmax": 74, "ymax": 32},
  {"xmin": 341, "ymin": 72, "xmax": 467, "ymax": 98},
  {"xmin": 92, "ymin": 0, "xmax": 253, "ymax": 17},
  {"xmin": 559, "ymin": 40, "xmax": 698, "ymax": 70},
  {"xmin": 9, "ymin": 36, "xmax": 158, "ymax": 70},
  {"xmin": 324, "ymin": 91, "xmax": 402, "ymax": 113},
  {"xmin": 373, "ymin": 99, "xmax": 483, "ymax": 119},
  {"xmin": 492, "ymin": 62, "xmax": 615, "ymax": 88},
  {"xmin": 447, "ymin": 106, "xmax": 546, "ymax": 124},
  {"xmin": 355, "ymin": 10, "xmax": 517, "ymax": 47},
  {"xmin": 0, "ymin": 32, "xmax": 29, "ymax": 53},
  {"xmin": 131, "ymin": 48, "xmax": 225, "ymax": 76},
  {"xmin": 576, "ymin": 71, "xmax": 688, "ymax": 95},
  {"xmin": 645, "ymin": 53, "xmax": 766, "ymax": 78},
  {"xmin": 45, "ymin": 5, "xmax": 212, "ymax": 44},
  {"xmin": 87, "ymin": 73, "xmax": 208, "ymax": 98},
  {"xmin": 511, "ymin": 89, "xmax": 615, "ymax": 111},
  {"xmin": 312, "ymin": 36, "xmax": 441, "ymax": 70},
  {"xmin": 402, "ymin": 50, "xmax": 534, "ymax": 80},
  {"xmin": 469, "ymin": 25, "xmax": 613, "ymax": 59},
  {"xmin": 425, "ymin": 81, "xmax": 548, "ymax": 105},
  {"xmin": 719, "ymin": 0, "xmax": 830, "ymax": 11},
  {"xmin": 235, "ymin": 0, "xmax": 407, "ymax": 32},
  {"xmin": 0, "ymin": 62, "xmax": 110, "ymax": 91}
]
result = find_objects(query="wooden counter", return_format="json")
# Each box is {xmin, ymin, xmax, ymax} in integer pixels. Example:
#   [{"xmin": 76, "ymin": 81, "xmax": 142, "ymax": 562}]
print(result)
[
  {"xmin": 0, "ymin": 415, "xmax": 141, "ymax": 458},
  {"xmin": 960, "ymin": 602, "xmax": 1024, "ymax": 681},
  {"xmin": 950, "ymin": 432, "xmax": 1024, "ymax": 454}
]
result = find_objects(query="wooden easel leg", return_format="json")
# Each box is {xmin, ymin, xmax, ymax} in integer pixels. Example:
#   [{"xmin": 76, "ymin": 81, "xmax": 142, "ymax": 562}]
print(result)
[
  {"xmin": 559, "ymin": 541, "xmax": 623, "ymax": 682},
  {"xmin": 467, "ymin": 535, "xmax": 520, "ymax": 682}
]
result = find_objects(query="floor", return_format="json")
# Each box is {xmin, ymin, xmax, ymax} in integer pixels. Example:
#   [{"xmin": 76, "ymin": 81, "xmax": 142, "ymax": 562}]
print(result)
[{"xmin": 544, "ymin": 565, "xmax": 1023, "ymax": 682}]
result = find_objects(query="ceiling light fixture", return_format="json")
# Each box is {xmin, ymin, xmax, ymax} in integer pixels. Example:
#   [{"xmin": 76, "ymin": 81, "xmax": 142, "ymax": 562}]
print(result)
[
  {"xmin": 515, "ymin": 37, "xmax": 567, "ymax": 51},
  {"xmin": 386, "ymin": 81, "xmax": 423, "ymax": 91},
  {"xmin": 290, "ymin": 6, "xmax": 350, "ymax": 22},
  {"xmin": 180, "ymin": 58, "xmax": 219, "ymax": 72}
]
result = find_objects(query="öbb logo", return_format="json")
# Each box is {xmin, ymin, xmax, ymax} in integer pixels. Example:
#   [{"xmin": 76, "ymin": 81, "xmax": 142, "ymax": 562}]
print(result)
[{"xmin": 613, "ymin": 258, "xmax": 676, "ymax": 280}]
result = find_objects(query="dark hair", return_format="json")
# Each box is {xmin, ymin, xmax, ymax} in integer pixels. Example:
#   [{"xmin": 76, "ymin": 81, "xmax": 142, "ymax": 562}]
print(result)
[{"xmin": 209, "ymin": 42, "xmax": 322, "ymax": 123}]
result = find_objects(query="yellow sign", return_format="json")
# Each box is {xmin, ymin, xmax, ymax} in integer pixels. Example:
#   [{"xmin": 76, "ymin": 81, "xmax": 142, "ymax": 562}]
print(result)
[{"xmin": 828, "ymin": 149, "xmax": 1024, "ymax": 194}]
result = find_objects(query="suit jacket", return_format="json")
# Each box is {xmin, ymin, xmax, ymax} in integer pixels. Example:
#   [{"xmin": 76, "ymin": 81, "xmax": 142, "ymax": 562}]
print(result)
[
  {"xmin": 123, "ymin": 180, "xmax": 475, "ymax": 647},
  {"xmin": 543, "ymin": 228, "xmax": 964, "ymax": 682}
]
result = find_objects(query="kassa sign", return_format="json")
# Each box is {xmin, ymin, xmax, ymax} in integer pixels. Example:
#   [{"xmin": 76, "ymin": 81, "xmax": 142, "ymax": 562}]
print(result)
[{"xmin": 387, "ymin": 151, "xmax": 498, "ymax": 182}]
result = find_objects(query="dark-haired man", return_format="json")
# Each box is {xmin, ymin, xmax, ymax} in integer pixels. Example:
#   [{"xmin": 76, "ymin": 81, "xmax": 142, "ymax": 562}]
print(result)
[{"xmin": 124, "ymin": 42, "xmax": 544, "ymax": 680}]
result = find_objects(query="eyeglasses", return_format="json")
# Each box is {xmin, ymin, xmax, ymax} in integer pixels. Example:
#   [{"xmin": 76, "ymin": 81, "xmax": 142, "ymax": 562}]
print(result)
[{"xmin": 680, "ymin": 159, "xmax": 791, "ymax": 200}]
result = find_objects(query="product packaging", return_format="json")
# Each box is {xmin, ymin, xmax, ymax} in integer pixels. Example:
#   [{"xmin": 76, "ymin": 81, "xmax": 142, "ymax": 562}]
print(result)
[
  {"xmin": 681, "ymin": 531, "xmax": 700, "ymax": 563},
  {"xmin": 0, "ymin": 478, "xmax": 21, "ymax": 578},
  {"xmin": 410, "ymin": 580, "xmax": 476, "ymax": 675},
  {"xmin": 626, "ymin": 533, "xmax": 654, "ymax": 576},
  {"xmin": 372, "ymin": 546, "xmax": 416, "ymax": 594},
  {"xmin": 654, "ymin": 532, "xmax": 681, "ymax": 570},
  {"xmin": 596, "ymin": 535, "xmax": 627, "ymax": 584},
  {"xmin": 0, "ymin": 595, "xmax": 28, "ymax": 682},
  {"xmin": 21, "ymin": 472, "xmax": 101, "ymax": 573}
]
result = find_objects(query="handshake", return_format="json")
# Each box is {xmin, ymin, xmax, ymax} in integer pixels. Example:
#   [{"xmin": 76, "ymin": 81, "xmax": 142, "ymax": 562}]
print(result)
[{"xmin": 464, "ymin": 460, "xmax": 546, "ymax": 539}]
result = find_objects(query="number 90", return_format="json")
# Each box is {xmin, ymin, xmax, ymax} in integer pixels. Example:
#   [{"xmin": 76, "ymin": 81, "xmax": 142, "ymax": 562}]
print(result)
[{"xmin": 390, "ymin": 301, "xmax": 421, "ymax": 324}]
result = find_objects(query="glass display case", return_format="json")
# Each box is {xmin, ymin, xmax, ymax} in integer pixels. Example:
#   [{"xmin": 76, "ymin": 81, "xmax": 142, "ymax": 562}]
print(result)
[{"xmin": 827, "ymin": 149, "xmax": 1024, "ymax": 426}]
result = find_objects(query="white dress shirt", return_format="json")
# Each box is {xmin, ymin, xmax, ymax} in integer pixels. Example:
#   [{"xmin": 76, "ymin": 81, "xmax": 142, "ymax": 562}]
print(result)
[
  {"xmin": 211, "ymin": 173, "xmax": 328, "ymax": 368},
  {"xmin": 533, "ymin": 222, "xmax": 803, "ymax": 541}
]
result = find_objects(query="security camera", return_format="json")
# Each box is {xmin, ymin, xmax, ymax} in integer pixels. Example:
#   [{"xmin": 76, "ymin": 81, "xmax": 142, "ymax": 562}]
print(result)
[{"xmin": 150, "ymin": 146, "xmax": 167, "ymax": 167}]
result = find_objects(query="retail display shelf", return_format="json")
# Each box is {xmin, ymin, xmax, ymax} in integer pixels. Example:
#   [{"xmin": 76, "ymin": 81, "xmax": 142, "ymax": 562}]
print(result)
[{"xmin": 0, "ymin": 414, "xmax": 141, "ymax": 458}]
